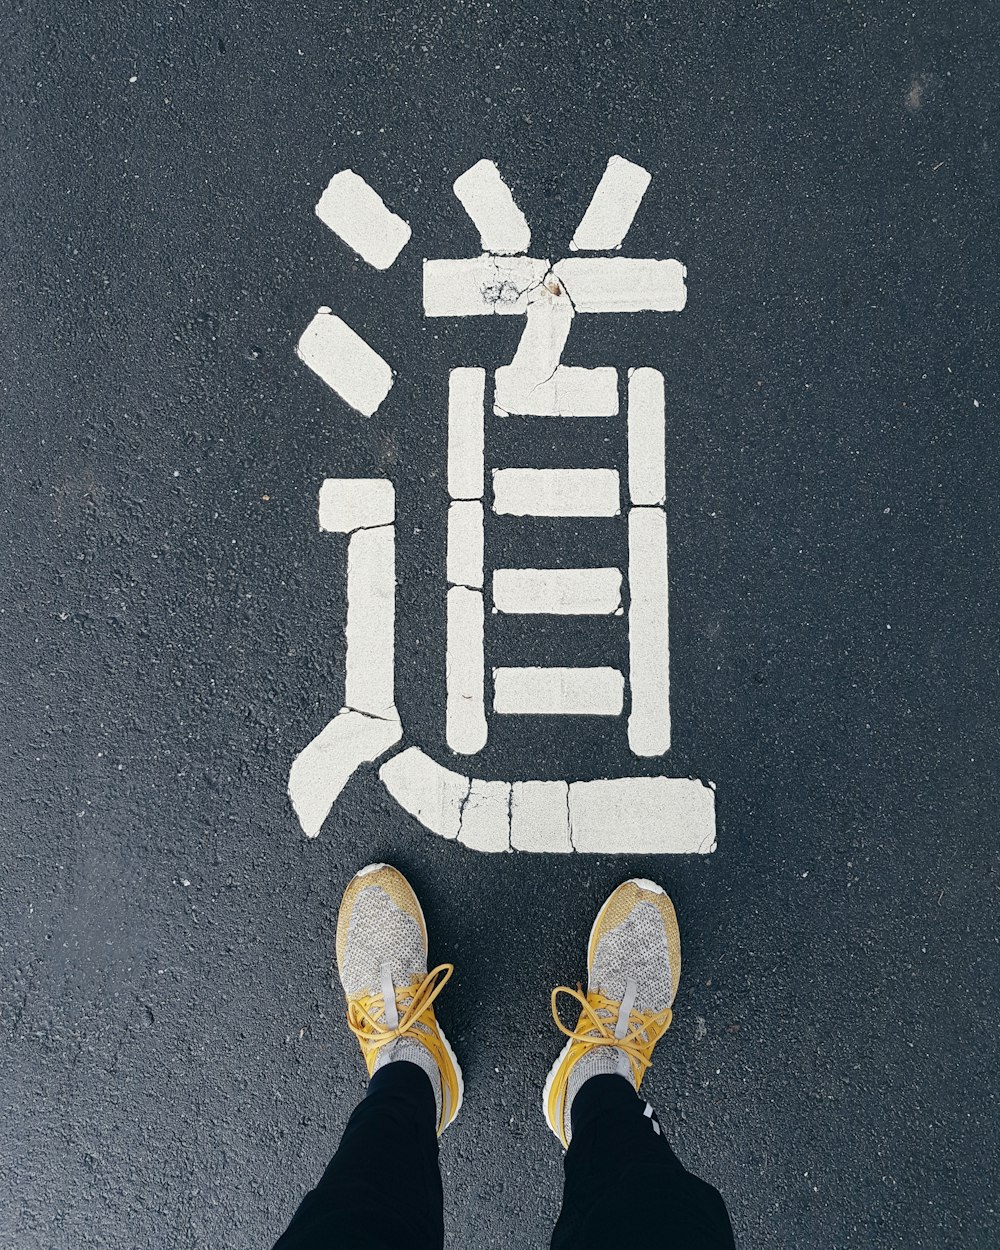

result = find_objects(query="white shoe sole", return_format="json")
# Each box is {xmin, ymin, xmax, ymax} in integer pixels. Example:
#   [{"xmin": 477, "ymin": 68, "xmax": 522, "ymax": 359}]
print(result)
[
  {"xmin": 541, "ymin": 877, "xmax": 667, "ymax": 1141},
  {"xmin": 350, "ymin": 864, "xmax": 465, "ymax": 1129}
]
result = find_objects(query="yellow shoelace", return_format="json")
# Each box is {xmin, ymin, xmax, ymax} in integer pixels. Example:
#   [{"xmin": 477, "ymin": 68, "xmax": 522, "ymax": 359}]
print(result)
[
  {"xmin": 346, "ymin": 963, "xmax": 458, "ymax": 1132},
  {"xmin": 548, "ymin": 984, "xmax": 673, "ymax": 1146}
]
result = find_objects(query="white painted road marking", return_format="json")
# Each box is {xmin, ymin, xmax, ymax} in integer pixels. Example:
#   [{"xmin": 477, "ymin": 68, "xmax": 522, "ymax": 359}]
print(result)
[
  {"xmin": 445, "ymin": 367, "xmax": 488, "ymax": 751},
  {"xmin": 289, "ymin": 708, "xmax": 402, "ymax": 838},
  {"xmin": 493, "ymin": 291, "xmax": 619, "ymax": 417},
  {"xmin": 319, "ymin": 478, "xmax": 395, "ymax": 532},
  {"xmin": 297, "ymin": 309, "xmax": 394, "ymax": 417},
  {"xmin": 446, "ymin": 586, "xmax": 488, "ymax": 754},
  {"xmin": 290, "ymin": 157, "xmax": 718, "ymax": 855},
  {"xmin": 492, "ymin": 468, "xmax": 621, "ymax": 517},
  {"xmin": 493, "ymin": 666, "xmax": 625, "ymax": 716},
  {"xmin": 457, "ymin": 778, "xmax": 511, "ymax": 853},
  {"xmin": 453, "ymin": 159, "xmax": 531, "ymax": 255},
  {"xmin": 494, "ymin": 286, "xmax": 572, "ymax": 407},
  {"xmin": 448, "ymin": 368, "xmax": 486, "ymax": 499},
  {"xmin": 314, "ymin": 169, "xmax": 412, "ymax": 270},
  {"xmin": 345, "ymin": 526, "xmax": 396, "ymax": 717},
  {"xmin": 510, "ymin": 780, "xmax": 573, "ymax": 853},
  {"xmin": 371, "ymin": 748, "xmax": 716, "ymax": 854},
  {"xmin": 379, "ymin": 747, "xmax": 469, "ymax": 840},
  {"xmin": 288, "ymin": 479, "xmax": 402, "ymax": 837},
  {"xmin": 423, "ymin": 256, "xmax": 549, "ymax": 317},
  {"xmin": 627, "ymin": 507, "xmax": 671, "ymax": 756},
  {"xmin": 551, "ymin": 258, "xmax": 687, "ymax": 314},
  {"xmin": 447, "ymin": 502, "xmax": 484, "ymax": 589},
  {"xmin": 569, "ymin": 777, "xmax": 716, "ymax": 854},
  {"xmin": 627, "ymin": 368, "xmax": 666, "ymax": 505},
  {"xmin": 569, "ymin": 155, "xmax": 653, "ymax": 252},
  {"xmin": 492, "ymin": 567, "xmax": 623, "ymax": 615}
]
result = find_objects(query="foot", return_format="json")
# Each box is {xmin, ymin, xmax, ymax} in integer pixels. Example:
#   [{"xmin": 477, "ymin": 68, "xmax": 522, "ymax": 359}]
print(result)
[
  {"xmin": 336, "ymin": 863, "xmax": 463, "ymax": 1134},
  {"xmin": 543, "ymin": 878, "xmax": 681, "ymax": 1146}
]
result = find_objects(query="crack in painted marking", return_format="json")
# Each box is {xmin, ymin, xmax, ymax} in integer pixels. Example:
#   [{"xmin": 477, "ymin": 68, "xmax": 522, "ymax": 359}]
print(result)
[{"xmin": 455, "ymin": 776, "xmax": 475, "ymax": 831}]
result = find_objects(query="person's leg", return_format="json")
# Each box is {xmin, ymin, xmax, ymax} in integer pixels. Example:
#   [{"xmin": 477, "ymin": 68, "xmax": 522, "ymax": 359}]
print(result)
[
  {"xmin": 551, "ymin": 1073, "xmax": 734, "ymax": 1249},
  {"xmin": 271, "ymin": 864, "xmax": 463, "ymax": 1250},
  {"xmin": 543, "ymin": 878, "xmax": 735, "ymax": 1249},
  {"xmin": 273, "ymin": 1061, "xmax": 442, "ymax": 1249}
]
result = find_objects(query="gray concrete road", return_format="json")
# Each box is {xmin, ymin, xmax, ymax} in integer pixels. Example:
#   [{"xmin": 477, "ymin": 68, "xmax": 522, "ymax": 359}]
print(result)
[{"xmin": 3, "ymin": 3, "xmax": 998, "ymax": 1246}]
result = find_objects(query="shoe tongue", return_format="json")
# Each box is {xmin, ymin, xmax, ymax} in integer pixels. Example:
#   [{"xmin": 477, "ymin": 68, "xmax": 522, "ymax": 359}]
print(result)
[
  {"xmin": 615, "ymin": 978, "xmax": 639, "ymax": 1039},
  {"xmin": 584, "ymin": 978, "xmax": 640, "ymax": 1043},
  {"xmin": 381, "ymin": 962, "xmax": 399, "ymax": 1028}
]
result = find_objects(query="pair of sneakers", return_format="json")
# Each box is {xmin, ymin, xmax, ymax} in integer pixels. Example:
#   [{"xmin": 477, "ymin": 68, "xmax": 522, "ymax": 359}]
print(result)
[{"xmin": 337, "ymin": 864, "xmax": 681, "ymax": 1147}]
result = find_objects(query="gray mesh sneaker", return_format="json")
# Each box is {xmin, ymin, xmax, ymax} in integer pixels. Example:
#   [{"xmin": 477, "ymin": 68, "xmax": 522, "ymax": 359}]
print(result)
[
  {"xmin": 335, "ymin": 863, "xmax": 463, "ymax": 1134},
  {"xmin": 543, "ymin": 878, "xmax": 681, "ymax": 1146}
]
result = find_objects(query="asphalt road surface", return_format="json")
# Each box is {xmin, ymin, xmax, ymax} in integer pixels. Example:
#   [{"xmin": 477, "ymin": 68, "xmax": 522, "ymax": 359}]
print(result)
[{"xmin": 3, "ymin": 3, "xmax": 998, "ymax": 1247}]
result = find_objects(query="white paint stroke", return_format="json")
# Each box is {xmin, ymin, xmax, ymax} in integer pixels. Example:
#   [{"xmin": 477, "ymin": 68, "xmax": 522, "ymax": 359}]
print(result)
[
  {"xmin": 297, "ymin": 309, "xmax": 394, "ymax": 416},
  {"xmin": 458, "ymin": 778, "xmax": 511, "ymax": 852},
  {"xmin": 493, "ymin": 666, "xmax": 625, "ymax": 716},
  {"xmin": 447, "ymin": 502, "xmax": 484, "ymax": 589},
  {"xmin": 510, "ymin": 780, "xmax": 572, "ymax": 852},
  {"xmin": 553, "ymin": 258, "xmax": 687, "ymax": 314},
  {"xmin": 628, "ymin": 507, "xmax": 670, "ymax": 756},
  {"xmin": 569, "ymin": 777, "xmax": 716, "ymax": 854},
  {"xmin": 448, "ymin": 367, "xmax": 486, "ymax": 499},
  {"xmin": 492, "ymin": 567, "xmax": 622, "ymax": 615},
  {"xmin": 423, "ymin": 256, "xmax": 549, "ymax": 317},
  {"xmin": 372, "ymin": 755, "xmax": 715, "ymax": 854},
  {"xmin": 493, "ymin": 290, "xmax": 618, "ymax": 417},
  {"xmin": 379, "ymin": 748, "xmax": 470, "ymax": 840},
  {"xmin": 319, "ymin": 478, "xmax": 395, "ymax": 532},
  {"xmin": 345, "ymin": 525, "xmax": 395, "ymax": 716},
  {"xmin": 315, "ymin": 169, "xmax": 411, "ymax": 270},
  {"xmin": 493, "ymin": 468, "xmax": 621, "ymax": 518},
  {"xmin": 627, "ymin": 368, "xmax": 666, "ymax": 506},
  {"xmin": 289, "ymin": 708, "xmax": 402, "ymax": 838},
  {"xmin": 500, "ymin": 366, "xmax": 617, "ymax": 418},
  {"xmin": 453, "ymin": 160, "xmax": 531, "ymax": 255},
  {"xmin": 496, "ymin": 286, "xmax": 570, "ymax": 394},
  {"xmin": 570, "ymin": 155, "xmax": 652, "ymax": 252},
  {"xmin": 446, "ymin": 586, "xmax": 488, "ymax": 754}
]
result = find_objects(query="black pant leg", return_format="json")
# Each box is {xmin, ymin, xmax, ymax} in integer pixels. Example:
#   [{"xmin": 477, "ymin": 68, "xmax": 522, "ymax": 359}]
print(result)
[
  {"xmin": 272, "ymin": 1061, "xmax": 444, "ymax": 1250},
  {"xmin": 551, "ymin": 1074, "xmax": 735, "ymax": 1250}
]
